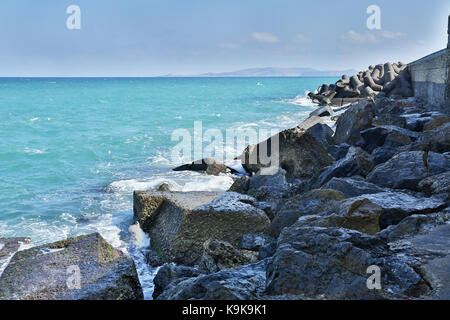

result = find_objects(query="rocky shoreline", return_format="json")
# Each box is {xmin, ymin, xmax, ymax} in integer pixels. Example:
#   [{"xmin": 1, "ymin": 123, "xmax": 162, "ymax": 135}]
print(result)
[{"xmin": 0, "ymin": 74, "xmax": 449, "ymax": 301}]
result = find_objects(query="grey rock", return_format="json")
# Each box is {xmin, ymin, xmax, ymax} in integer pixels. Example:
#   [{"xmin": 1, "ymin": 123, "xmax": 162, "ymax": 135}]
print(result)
[
  {"xmin": 360, "ymin": 125, "xmax": 418, "ymax": 153},
  {"xmin": 313, "ymin": 147, "xmax": 374, "ymax": 188},
  {"xmin": 240, "ymin": 233, "xmax": 274, "ymax": 251},
  {"xmin": 418, "ymin": 172, "xmax": 450, "ymax": 198},
  {"xmin": 266, "ymin": 226, "xmax": 427, "ymax": 299},
  {"xmin": 133, "ymin": 191, "xmax": 270, "ymax": 265},
  {"xmin": 412, "ymin": 122, "xmax": 450, "ymax": 153},
  {"xmin": 306, "ymin": 123, "xmax": 335, "ymax": 148},
  {"xmin": 156, "ymin": 260, "xmax": 269, "ymax": 300},
  {"xmin": 228, "ymin": 176, "xmax": 250, "ymax": 194},
  {"xmin": 325, "ymin": 177, "xmax": 385, "ymax": 198},
  {"xmin": 327, "ymin": 143, "xmax": 350, "ymax": 161},
  {"xmin": 0, "ymin": 233, "xmax": 144, "ymax": 300},
  {"xmin": 153, "ymin": 263, "xmax": 204, "ymax": 299},
  {"xmin": 367, "ymin": 151, "xmax": 449, "ymax": 191},
  {"xmin": 246, "ymin": 168, "xmax": 289, "ymax": 201},
  {"xmin": 371, "ymin": 146, "xmax": 399, "ymax": 166},
  {"xmin": 258, "ymin": 241, "xmax": 277, "ymax": 260},
  {"xmin": 334, "ymin": 100, "xmax": 375, "ymax": 145}
]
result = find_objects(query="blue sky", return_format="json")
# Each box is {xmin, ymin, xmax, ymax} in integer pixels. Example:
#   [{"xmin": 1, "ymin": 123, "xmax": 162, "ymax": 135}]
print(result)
[{"xmin": 0, "ymin": 0, "xmax": 448, "ymax": 76}]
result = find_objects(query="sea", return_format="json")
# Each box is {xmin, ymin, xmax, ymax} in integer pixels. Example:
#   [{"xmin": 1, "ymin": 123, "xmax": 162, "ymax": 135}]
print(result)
[{"xmin": 0, "ymin": 76, "xmax": 337, "ymax": 298}]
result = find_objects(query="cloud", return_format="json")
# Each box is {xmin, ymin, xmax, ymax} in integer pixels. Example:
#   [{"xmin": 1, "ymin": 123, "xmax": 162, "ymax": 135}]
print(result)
[
  {"xmin": 294, "ymin": 34, "xmax": 310, "ymax": 43},
  {"xmin": 219, "ymin": 42, "xmax": 238, "ymax": 49},
  {"xmin": 339, "ymin": 30, "xmax": 407, "ymax": 44},
  {"xmin": 251, "ymin": 32, "xmax": 279, "ymax": 43}
]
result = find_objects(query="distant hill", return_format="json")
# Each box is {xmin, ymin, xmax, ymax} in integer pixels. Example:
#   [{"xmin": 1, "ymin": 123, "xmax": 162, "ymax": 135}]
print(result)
[{"xmin": 160, "ymin": 67, "xmax": 358, "ymax": 78}]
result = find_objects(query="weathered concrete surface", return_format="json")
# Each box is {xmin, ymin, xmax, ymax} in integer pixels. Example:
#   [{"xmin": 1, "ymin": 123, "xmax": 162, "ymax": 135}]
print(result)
[{"xmin": 0, "ymin": 233, "xmax": 143, "ymax": 300}]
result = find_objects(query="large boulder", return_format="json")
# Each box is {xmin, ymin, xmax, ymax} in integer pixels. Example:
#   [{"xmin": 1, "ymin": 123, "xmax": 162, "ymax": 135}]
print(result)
[
  {"xmin": 133, "ymin": 191, "xmax": 270, "ymax": 266},
  {"xmin": 246, "ymin": 168, "xmax": 289, "ymax": 201},
  {"xmin": 334, "ymin": 100, "xmax": 375, "ymax": 145},
  {"xmin": 360, "ymin": 125, "xmax": 419, "ymax": 153},
  {"xmin": 312, "ymin": 147, "xmax": 374, "ymax": 188},
  {"xmin": 156, "ymin": 260, "xmax": 269, "ymax": 300},
  {"xmin": 269, "ymin": 189, "xmax": 345, "ymax": 237},
  {"xmin": 306, "ymin": 123, "xmax": 335, "ymax": 149},
  {"xmin": 240, "ymin": 126, "xmax": 334, "ymax": 180},
  {"xmin": 325, "ymin": 177, "xmax": 385, "ymax": 198},
  {"xmin": 347, "ymin": 192, "xmax": 446, "ymax": 229},
  {"xmin": 0, "ymin": 233, "xmax": 143, "ymax": 300},
  {"xmin": 266, "ymin": 226, "xmax": 428, "ymax": 299},
  {"xmin": 367, "ymin": 151, "xmax": 449, "ymax": 191},
  {"xmin": 412, "ymin": 122, "xmax": 450, "ymax": 153},
  {"xmin": 418, "ymin": 172, "xmax": 450, "ymax": 199}
]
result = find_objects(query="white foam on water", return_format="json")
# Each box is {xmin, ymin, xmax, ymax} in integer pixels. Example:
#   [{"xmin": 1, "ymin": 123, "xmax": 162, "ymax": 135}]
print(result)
[
  {"xmin": 283, "ymin": 91, "xmax": 316, "ymax": 107},
  {"xmin": 24, "ymin": 147, "xmax": 47, "ymax": 154},
  {"xmin": 0, "ymin": 243, "xmax": 4, "ymax": 251}
]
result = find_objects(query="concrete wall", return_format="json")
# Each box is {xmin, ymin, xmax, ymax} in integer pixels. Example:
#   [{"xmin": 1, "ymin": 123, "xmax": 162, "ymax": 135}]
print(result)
[{"xmin": 408, "ymin": 16, "xmax": 449, "ymax": 114}]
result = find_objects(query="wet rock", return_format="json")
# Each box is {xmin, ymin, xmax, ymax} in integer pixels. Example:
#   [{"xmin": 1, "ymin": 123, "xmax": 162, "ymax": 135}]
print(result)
[
  {"xmin": 134, "ymin": 191, "xmax": 270, "ymax": 265},
  {"xmin": 334, "ymin": 100, "xmax": 375, "ymax": 145},
  {"xmin": 153, "ymin": 263, "xmax": 205, "ymax": 299},
  {"xmin": 145, "ymin": 250, "xmax": 164, "ymax": 267},
  {"xmin": 240, "ymin": 233, "xmax": 274, "ymax": 251},
  {"xmin": 312, "ymin": 147, "xmax": 374, "ymax": 188},
  {"xmin": 0, "ymin": 233, "xmax": 144, "ymax": 300},
  {"xmin": 367, "ymin": 151, "xmax": 449, "ymax": 191},
  {"xmin": 240, "ymin": 126, "xmax": 334, "ymax": 180},
  {"xmin": 228, "ymin": 176, "xmax": 250, "ymax": 194},
  {"xmin": 156, "ymin": 183, "xmax": 171, "ymax": 192},
  {"xmin": 325, "ymin": 177, "xmax": 385, "ymax": 198},
  {"xmin": 173, "ymin": 158, "xmax": 236, "ymax": 176},
  {"xmin": 266, "ymin": 226, "xmax": 427, "ymax": 299},
  {"xmin": 270, "ymin": 189, "xmax": 345, "ymax": 237},
  {"xmin": 199, "ymin": 240, "xmax": 258, "ymax": 274},
  {"xmin": 348, "ymin": 192, "xmax": 446, "ymax": 229},
  {"xmin": 156, "ymin": 260, "xmax": 269, "ymax": 300}
]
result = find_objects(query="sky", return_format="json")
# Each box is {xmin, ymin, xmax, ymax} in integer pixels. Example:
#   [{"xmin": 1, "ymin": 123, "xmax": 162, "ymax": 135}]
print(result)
[{"xmin": 0, "ymin": 0, "xmax": 448, "ymax": 77}]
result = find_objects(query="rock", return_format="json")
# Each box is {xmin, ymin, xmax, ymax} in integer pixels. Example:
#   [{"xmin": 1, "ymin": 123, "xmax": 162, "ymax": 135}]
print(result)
[
  {"xmin": 371, "ymin": 146, "xmax": 399, "ymax": 166},
  {"xmin": 253, "ymin": 201, "xmax": 278, "ymax": 221},
  {"xmin": 347, "ymin": 192, "xmax": 446, "ymax": 229},
  {"xmin": 377, "ymin": 212, "xmax": 449, "ymax": 242},
  {"xmin": 418, "ymin": 172, "xmax": 450, "ymax": 198},
  {"xmin": 312, "ymin": 147, "xmax": 374, "ymax": 188},
  {"xmin": 325, "ymin": 177, "xmax": 385, "ymax": 198},
  {"xmin": 334, "ymin": 100, "xmax": 375, "ymax": 145},
  {"xmin": 145, "ymin": 250, "xmax": 164, "ymax": 267},
  {"xmin": 309, "ymin": 105, "xmax": 333, "ymax": 117},
  {"xmin": 423, "ymin": 116, "xmax": 450, "ymax": 131},
  {"xmin": 375, "ymin": 114, "xmax": 407, "ymax": 128},
  {"xmin": 199, "ymin": 240, "xmax": 258, "ymax": 274},
  {"xmin": 246, "ymin": 168, "xmax": 289, "ymax": 201},
  {"xmin": 156, "ymin": 183, "xmax": 171, "ymax": 192},
  {"xmin": 240, "ymin": 126, "xmax": 334, "ymax": 180},
  {"xmin": 412, "ymin": 122, "xmax": 450, "ymax": 153},
  {"xmin": 404, "ymin": 113, "xmax": 435, "ymax": 132},
  {"xmin": 0, "ymin": 233, "xmax": 143, "ymax": 300},
  {"xmin": 360, "ymin": 125, "xmax": 419, "ymax": 153},
  {"xmin": 306, "ymin": 123, "xmax": 335, "ymax": 148},
  {"xmin": 240, "ymin": 233, "xmax": 274, "ymax": 251},
  {"xmin": 327, "ymin": 143, "xmax": 350, "ymax": 161},
  {"xmin": 156, "ymin": 260, "xmax": 268, "ymax": 300},
  {"xmin": 270, "ymin": 189, "xmax": 345, "ymax": 237},
  {"xmin": 173, "ymin": 158, "xmax": 236, "ymax": 176},
  {"xmin": 228, "ymin": 176, "xmax": 250, "ymax": 193},
  {"xmin": 266, "ymin": 226, "xmax": 427, "ymax": 299},
  {"xmin": 294, "ymin": 197, "xmax": 383, "ymax": 235},
  {"xmin": 153, "ymin": 263, "xmax": 205, "ymax": 299},
  {"xmin": 367, "ymin": 151, "xmax": 449, "ymax": 191},
  {"xmin": 134, "ymin": 191, "xmax": 270, "ymax": 265},
  {"xmin": 258, "ymin": 241, "xmax": 277, "ymax": 260}
]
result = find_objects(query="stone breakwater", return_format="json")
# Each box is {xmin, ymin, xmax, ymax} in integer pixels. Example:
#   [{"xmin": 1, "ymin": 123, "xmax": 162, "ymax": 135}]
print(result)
[
  {"xmin": 0, "ymin": 85, "xmax": 448, "ymax": 301},
  {"xmin": 137, "ymin": 95, "xmax": 450, "ymax": 300}
]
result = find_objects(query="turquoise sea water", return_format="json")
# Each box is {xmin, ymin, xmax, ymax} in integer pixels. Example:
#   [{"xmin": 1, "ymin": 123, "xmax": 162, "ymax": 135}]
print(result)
[{"xmin": 0, "ymin": 77, "xmax": 335, "ymax": 297}]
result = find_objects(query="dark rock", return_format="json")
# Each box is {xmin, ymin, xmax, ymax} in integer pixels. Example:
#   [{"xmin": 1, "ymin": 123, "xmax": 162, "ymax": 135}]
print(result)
[
  {"xmin": 375, "ymin": 114, "xmax": 407, "ymax": 128},
  {"xmin": 360, "ymin": 125, "xmax": 418, "ymax": 153},
  {"xmin": 266, "ymin": 226, "xmax": 427, "ymax": 299},
  {"xmin": 0, "ymin": 233, "xmax": 144, "ymax": 300},
  {"xmin": 199, "ymin": 240, "xmax": 258, "ymax": 274},
  {"xmin": 418, "ymin": 172, "xmax": 450, "ymax": 198},
  {"xmin": 347, "ymin": 192, "xmax": 446, "ymax": 229},
  {"xmin": 145, "ymin": 250, "xmax": 163, "ymax": 267},
  {"xmin": 412, "ymin": 122, "xmax": 450, "ymax": 153},
  {"xmin": 306, "ymin": 123, "xmax": 335, "ymax": 149},
  {"xmin": 327, "ymin": 143, "xmax": 350, "ymax": 161},
  {"xmin": 423, "ymin": 116, "xmax": 450, "ymax": 131},
  {"xmin": 371, "ymin": 146, "xmax": 399, "ymax": 166},
  {"xmin": 133, "ymin": 191, "xmax": 270, "ymax": 266},
  {"xmin": 367, "ymin": 151, "xmax": 449, "ymax": 191},
  {"xmin": 270, "ymin": 189, "xmax": 345, "ymax": 237},
  {"xmin": 253, "ymin": 201, "xmax": 278, "ymax": 221},
  {"xmin": 258, "ymin": 241, "xmax": 277, "ymax": 260},
  {"xmin": 156, "ymin": 260, "xmax": 269, "ymax": 300},
  {"xmin": 334, "ymin": 100, "xmax": 375, "ymax": 145},
  {"xmin": 173, "ymin": 158, "xmax": 236, "ymax": 176},
  {"xmin": 240, "ymin": 233, "xmax": 274, "ymax": 251},
  {"xmin": 228, "ymin": 176, "xmax": 250, "ymax": 193},
  {"xmin": 246, "ymin": 168, "xmax": 289, "ymax": 201},
  {"xmin": 312, "ymin": 147, "xmax": 374, "ymax": 188},
  {"xmin": 156, "ymin": 183, "xmax": 171, "ymax": 192},
  {"xmin": 325, "ymin": 177, "xmax": 385, "ymax": 198},
  {"xmin": 153, "ymin": 263, "xmax": 204, "ymax": 299},
  {"xmin": 240, "ymin": 126, "xmax": 334, "ymax": 180}
]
